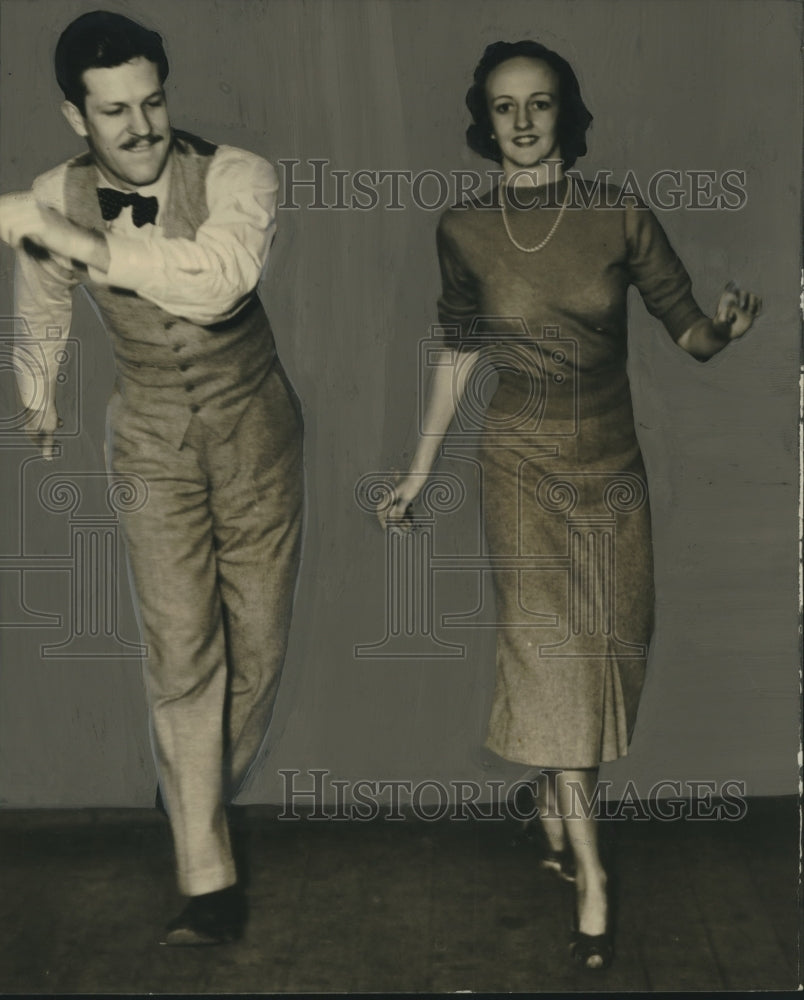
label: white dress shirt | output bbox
[14,140,279,410]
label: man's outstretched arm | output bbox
[0,147,278,328]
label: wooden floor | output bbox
[0,797,799,994]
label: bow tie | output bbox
[97,187,159,227]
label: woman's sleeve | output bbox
[624,202,706,342]
[435,214,483,351]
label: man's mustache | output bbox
[120,135,164,151]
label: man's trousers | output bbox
[106,364,303,895]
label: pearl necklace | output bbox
[500,175,573,253]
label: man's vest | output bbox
[64,131,277,448]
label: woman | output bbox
[380,40,760,970]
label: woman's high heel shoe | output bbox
[508,782,577,883]
[569,870,616,971]
[540,846,577,883]
[569,926,614,970]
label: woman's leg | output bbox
[532,767,567,853]
[554,768,609,952]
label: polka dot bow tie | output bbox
[96,187,159,228]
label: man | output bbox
[0,11,304,945]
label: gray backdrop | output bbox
[0,0,799,806]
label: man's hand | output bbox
[22,400,61,461]
[0,192,110,271]
[0,192,58,249]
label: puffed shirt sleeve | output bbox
[101,146,278,326]
[435,211,483,351]
[13,165,79,410]
[624,201,706,342]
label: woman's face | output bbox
[486,57,562,179]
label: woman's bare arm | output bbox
[380,346,482,527]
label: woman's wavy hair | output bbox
[465,40,593,169]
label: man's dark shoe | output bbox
[162,885,247,946]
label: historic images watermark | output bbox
[279,160,748,212]
[0,316,147,657]
[354,318,649,659]
[277,769,748,822]
[0,318,80,439]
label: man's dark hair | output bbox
[465,40,593,169]
[55,10,169,113]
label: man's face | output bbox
[65,56,171,190]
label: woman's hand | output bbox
[714,281,762,341]
[376,474,422,532]
[677,281,763,360]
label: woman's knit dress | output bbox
[436,177,705,767]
